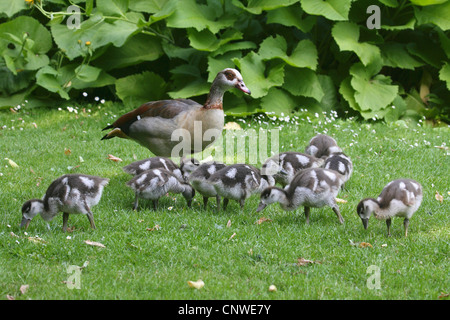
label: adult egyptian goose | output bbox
[257,168,344,225]
[101,68,250,157]
[20,174,109,232]
[357,179,423,237]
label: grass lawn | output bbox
[0,102,449,300]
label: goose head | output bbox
[214,68,251,95]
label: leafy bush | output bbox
[0,0,449,123]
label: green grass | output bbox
[0,103,449,300]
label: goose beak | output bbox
[361,218,369,230]
[236,82,251,95]
[20,217,31,229]
[256,202,267,212]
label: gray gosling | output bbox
[180,157,200,180]
[123,156,184,180]
[188,161,227,209]
[126,168,195,210]
[257,168,344,225]
[208,164,275,210]
[21,174,109,232]
[262,151,324,187]
[323,152,353,187]
[357,179,423,237]
[305,134,342,159]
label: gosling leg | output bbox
[404,218,410,237]
[304,207,310,224]
[332,205,344,224]
[62,212,69,232]
[386,218,392,237]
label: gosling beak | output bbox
[361,218,369,230]
[279,169,288,175]
[20,217,31,229]
[256,202,267,212]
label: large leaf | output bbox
[413,1,450,30]
[116,71,168,108]
[283,66,324,101]
[167,80,210,99]
[166,0,235,33]
[51,13,141,60]
[92,33,163,70]
[332,21,382,71]
[35,66,70,100]
[260,87,298,115]
[0,0,27,17]
[58,64,115,90]
[188,29,243,52]
[233,52,285,99]
[410,0,448,6]
[231,0,299,14]
[266,2,316,33]
[380,43,424,70]
[258,36,318,70]
[300,0,354,21]
[97,0,128,17]
[439,62,450,90]
[207,52,243,82]
[349,63,398,112]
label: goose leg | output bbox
[304,207,310,224]
[62,212,69,232]
[386,218,392,237]
[216,195,221,209]
[84,203,96,230]
[203,196,209,209]
[223,198,229,211]
[332,205,344,224]
[132,194,139,211]
[153,199,159,210]
[404,218,410,237]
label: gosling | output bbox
[323,152,353,187]
[305,134,342,159]
[257,168,344,225]
[357,179,423,237]
[20,174,109,232]
[262,151,324,187]
[122,156,183,181]
[126,168,195,210]
[188,161,227,209]
[208,164,274,210]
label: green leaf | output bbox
[0,16,52,55]
[97,0,129,17]
[384,95,407,123]
[208,52,243,82]
[266,3,316,33]
[57,64,115,90]
[51,13,140,60]
[231,0,299,14]
[223,93,262,116]
[188,29,243,52]
[166,0,235,33]
[258,36,318,70]
[380,43,424,70]
[283,66,324,101]
[211,41,257,57]
[36,66,70,100]
[439,62,450,90]
[233,52,285,99]
[0,0,27,17]
[378,0,399,7]
[332,21,382,71]
[116,71,167,108]
[167,80,210,99]
[0,63,34,95]
[92,33,163,70]
[317,75,338,112]
[74,65,102,82]
[414,1,450,30]
[410,0,448,6]
[260,87,297,115]
[350,63,398,112]
[300,0,354,21]
[129,0,169,13]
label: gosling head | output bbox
[20,199,43,229]
[356,198,377,230]
[256,187,285,212]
